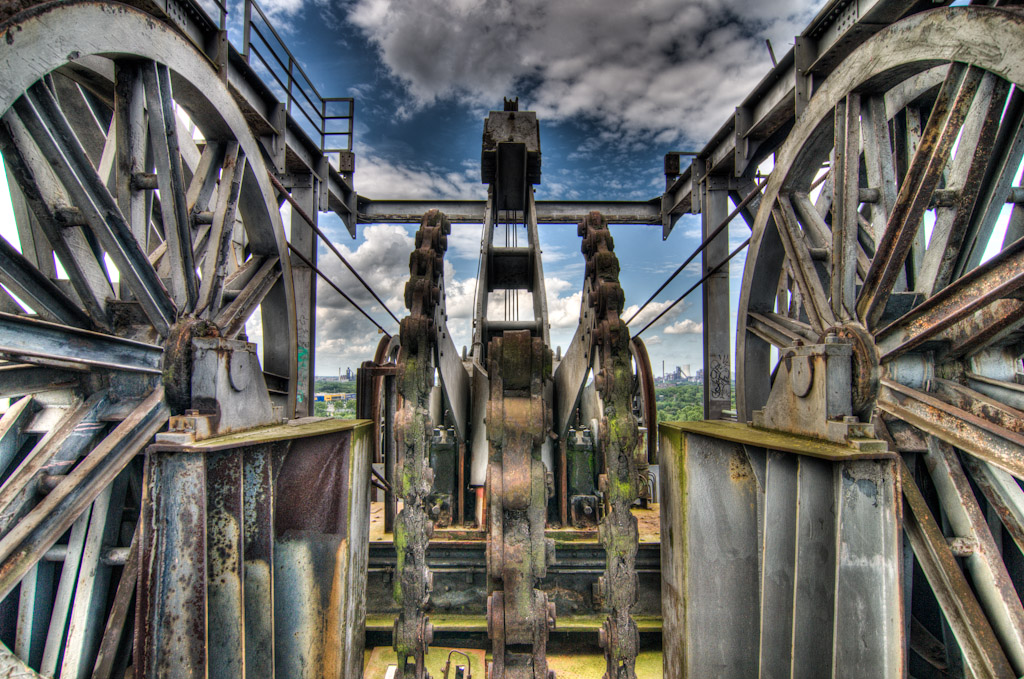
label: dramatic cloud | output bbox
[354,152,485,199]
[664,318,703,334]
[347,0,824,144]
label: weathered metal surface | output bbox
[356,199,662,225]
[577,212,644,679]
[0,312,162,374]
[831,459,902,677]
[0,388,167,601]
[393,210,449,678]
[902,458,1016,678]
[922,437,1024,673]
[660,425,904,678]
[659,427,759,677]
[485,330,555,679]
[137,445,208,678]
[669,420,894,461]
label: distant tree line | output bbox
[313,380,357,418]
[655,384,704,422]
[315,379,356,394]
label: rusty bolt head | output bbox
[423,619,434,646]
[598,626,607,648]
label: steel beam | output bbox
[0,312,162,374]
[357,199,662,224]
[702,176,731,419]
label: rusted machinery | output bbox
[380,101,656,679]
[0,0,1021,678]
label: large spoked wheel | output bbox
[738,7,1024,675]
[0,3,295,675]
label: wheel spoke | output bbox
[0,234,92,328]
[921,436,1024,671]
[772,193,836,332]
[956,87,1024,279]
[877,378,1024,480]
[59,472,128,678]
[962,456,1024,561]
[0,387,168,602]
[0,396,34,477]
[746,311,815,349]
[860,95,898,241]
[197,143,245,317]
[932,378,1024,435]
[91,523,138,679]
[213,256,281,338]
[0,393,109,540]
[876,235,1024,360]
[0,312,162,373]
[901,457,1017,679]
[113,61,150,252]
[0,364,80,399]
[13,82,176,335]
[0,113,114,327]
[141,62,198,312]
[967,372,1024,412]
[936,298,1024,360]
[918,72,1010,295]
[858,63,985,328]
[832,94,861,320]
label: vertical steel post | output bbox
[289,178,318,417]
[702,175,731,419]
[242,0,251,63]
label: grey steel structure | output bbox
[0,0,1018,678]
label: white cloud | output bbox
[347,0,824,144]
[664,318,703,335]
[353,151,486,199]
[623,298,685,330]
[547,290,583,329]
[447,224,485,260]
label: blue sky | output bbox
[229,0,830,376]
[0,0,826,377]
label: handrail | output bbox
[239,0,354,169]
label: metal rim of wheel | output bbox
[0,3,296,675]
[737,6,1024,674]
[738,5,1024,424]
[0,1,297,397]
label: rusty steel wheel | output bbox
[737,7,1024,677]
[0,3,296,676]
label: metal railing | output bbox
[191,0,227,30]
[240,0,355,171]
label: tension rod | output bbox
[268,172,401,325]
[627,176,767,326]
[287,242,391,337]
[634,237,751,337]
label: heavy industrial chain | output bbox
[394,210,450,679]
[580,212,642,679]
[485,329,557,679]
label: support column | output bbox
[702,175,731,420]
[288,175,318,417]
